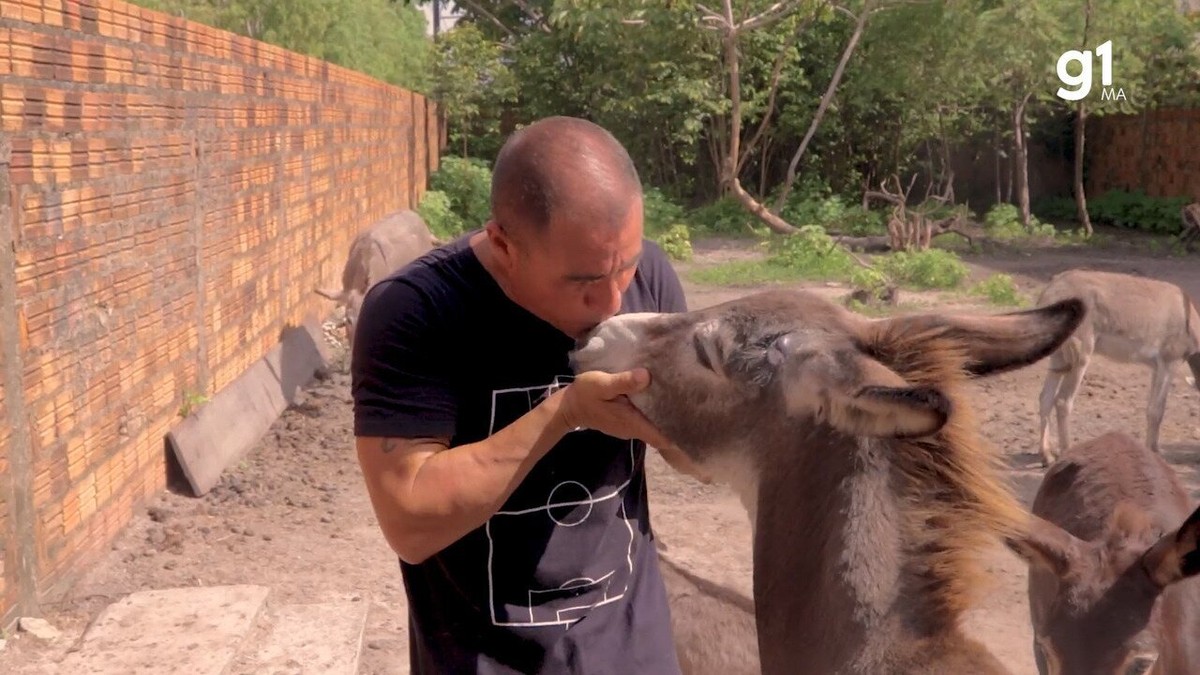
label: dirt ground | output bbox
[3,232,1199,674]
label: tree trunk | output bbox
[1073,0,1094,237]
[1074,102,1092,236]
[772,3,872,212]
[994,128,1002,205]
[714,0,797,234]
[1012,93,1032,227]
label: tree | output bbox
[1056,0,1200,236]
[977,0,1066,228]
[430,22,518,158]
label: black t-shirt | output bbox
[351,231,688,674]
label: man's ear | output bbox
[484,220,518,263]
[779,341,950,439]
[1006,514,1085,578]
[1141,503,1200,588]
[867,298,1086,378]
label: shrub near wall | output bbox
[0,0,439,624]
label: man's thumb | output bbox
[606,368,650,394]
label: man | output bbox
[351,116,689,674]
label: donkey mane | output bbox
[862,321,1027,630]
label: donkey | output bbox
[569,288,1085,674]
[314,209,437,348]
[657,545,760,675]
[1034,269,1200,467]
[1007,430,1200,675]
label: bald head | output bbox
[490,116,643,239]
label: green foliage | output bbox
[687,260,804,287]
[765,226,858,280]
[642,188,687,236]
[653,224,694,262]
[132,0,432,91]
[849,265,892,300]
[415,190,464,240]
[1033,191,1192,235]
[983,203,1056,240]
[686,198,762,237]
[875,249,968,290]
[969,273,1025,306]
[1086,190,1191,234]
[178,390,210,418]
[1031,197,1079,223]
[432,22,518,158]
[428,156,493,232]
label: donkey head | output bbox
[1008,502,1200,675]
[569,289,1085,481]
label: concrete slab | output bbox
[166,319,329,496]
[230,600,368,675]
[54,585,269,675]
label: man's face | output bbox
[498,195,644,340]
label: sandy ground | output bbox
[3,233,1199,674]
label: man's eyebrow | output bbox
[563,250,643,283]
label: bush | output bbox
[687,197,761,236]
[1032,196,1078,222]
[1086,190,1190,234]
[416,190,464,239]
[428,156,492,231]
[642,188,686,236]
[983,203,1056,240]
[969,273,1025,306]
[875,249,968,290]
[764,226,857,279]
[653,223,693,261]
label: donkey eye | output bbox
[1124,652,1158,675]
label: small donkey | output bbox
[570,288,1083,674]
[1007,430,1200,675]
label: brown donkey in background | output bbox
[570,289,1084,674]
[1008,430,1200,675]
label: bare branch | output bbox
[774,0,873,211]
[737,4,824,173]
[697,3,726,25]
[510,0,553,33]
[454,0,516,37]
[740,0,806,32]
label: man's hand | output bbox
[555,368,676,451]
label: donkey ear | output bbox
[1141,503,1200,588]
[781,345,950,439]
[1006,514,1085,577]
[875,298,1086,378]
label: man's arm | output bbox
[356,389,569,564]
[356,368,671,565]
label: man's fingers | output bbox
[592,368,651,397]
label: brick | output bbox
[3,0,439,622]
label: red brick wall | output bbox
[1087,108,1200,200]
[0,0,440,623]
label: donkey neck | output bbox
[751,433,979,673]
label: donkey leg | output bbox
[1146,361,1173,453]
[1052,359,1090,466]
[1037,368,1065,466]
